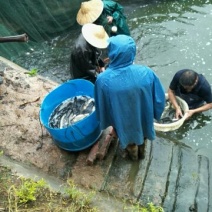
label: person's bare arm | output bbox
[186,103,212,119]
[168,88,183,119]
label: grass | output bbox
[25,68,39,77]
[125,202,164,212]
[0,166,98,212]
[0,150,164,212]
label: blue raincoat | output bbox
[94,35,165,149]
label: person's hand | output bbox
[185,110,194,120]
[96,66,105,73]
[175,107,183,119]
[107,16,113,23]
[99,67,105,72]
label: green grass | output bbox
[0,166,98,212]
[25,68,39,77]
[0,150,164,212]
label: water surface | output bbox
[126,1,212,206]
[126,0,212,156]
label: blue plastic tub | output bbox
[40,79,102,151]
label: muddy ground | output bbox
[0,56,135,212]
[0,57,113,190]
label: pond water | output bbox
[125,0,212,205]
[1,0,212,206]
[9,0,211,159]
[125,0,212,158]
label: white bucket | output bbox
[154,93,189,132]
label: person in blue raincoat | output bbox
[76,0,130,36]
[94,35,165,161]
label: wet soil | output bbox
[0,57,132,211]
[0,57,99,181]
[0,57,122,202]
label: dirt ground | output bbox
[0,57,111,189]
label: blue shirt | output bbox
[169,69,212,109]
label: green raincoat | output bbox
[94,0,130,36]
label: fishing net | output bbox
[0,0,82,59]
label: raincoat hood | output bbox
[108,35,136,68]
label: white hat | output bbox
[76,0,104,25]
[82,23,109,49]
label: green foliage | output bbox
[14,177,47,203]
[26,68,39,77]
[146,202,164,212]
[1,168,164,212]
[125,201,164,212]
[1,169,98,211]
[65,179,97,211]
[0,150,3,156]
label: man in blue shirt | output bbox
[168,69,212,119]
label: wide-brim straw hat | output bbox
[77,0,104,25]
[82,23,109,49]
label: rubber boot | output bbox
[126,144,138,161]
[138,138,147,159]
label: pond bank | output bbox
[0,57,210,211]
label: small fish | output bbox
[156,101,182,124]
[158,117,179,124]
[164,100,171,110]
[60,114,68,129]
[48,95,95,129]
[81,98,95,114]
[72,113,89,123]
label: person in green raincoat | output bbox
[76,0,130,36]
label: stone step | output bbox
[101,137,210,211]
[195,156,210,212]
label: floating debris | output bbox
[49,95,95,129]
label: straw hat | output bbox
[82,23,109,49]
[76,0,104,25]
